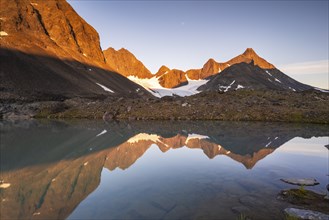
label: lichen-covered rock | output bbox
[280,178,320,186]
[284,208,329,220]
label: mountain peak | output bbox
[243,48,258,57]
[155,65,171,77]
[159,65,170,71]
[205,58,217,64]
[103,47,153,78]
[226,48,275,69]
[201,58,221,76]
[118,48,129,53]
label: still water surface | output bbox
[1,120,328,219]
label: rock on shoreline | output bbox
[284,208,329,220]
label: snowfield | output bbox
[127,70,329,97]
[128,74,209,97]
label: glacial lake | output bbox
[0,120,328,220]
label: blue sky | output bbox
[69,0,328,89]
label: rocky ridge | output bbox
[186,48,276,81]
[0,0,149,101]
[198,62,313,92]
[155,66,188,88]
[103,47,153,78]
[106,46,315,92]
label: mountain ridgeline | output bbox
[104,46,314,92]
[0,0,321,102]
[0,0,149,102]
[1,0,328,122]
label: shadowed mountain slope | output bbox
[0,0,150,101]
[198,62,313,92]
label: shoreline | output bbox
[1,90,329,124]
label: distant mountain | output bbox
[155,66,188,88]
[103,47,153,78]
[186,48,275,80]
[197,48,315,92]
[0,0,149,101]
[226,48,275,69]
[198,61,313,92]
[115,48,323,96]
[0,0,324,102]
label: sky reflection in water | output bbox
[0,120,328,220]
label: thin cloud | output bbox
[278,60,329,75]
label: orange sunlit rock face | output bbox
[0,0,149,100]
[0,0,105,64]
[103,47,153,78]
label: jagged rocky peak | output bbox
[243,48,258,57]
[185,59,216,81]
[186,69,202,80]
[155,65,171,77]
[204,58,218,66]
[198,61,313,92]
[227,48,275,69]
[185,48,276,81]
[186,58,225,80]
[201,58,221,74]
[103,47,153,78]
[0,0,105,63]
[155,66,188,88]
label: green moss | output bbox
[287,188,317,200]
[289,112,304,122]
[284,214,299,220]
[34,109,53,118]
[236,213,248,220]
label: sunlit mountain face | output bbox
[1,120,328,219]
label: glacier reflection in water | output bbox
[0,120,328,220]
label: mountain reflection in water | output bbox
[1,120,328,220]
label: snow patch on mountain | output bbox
[313,87,329,93]
[265,70,273,77]
[274,78,282,83]
[0,182,11,188]
[0,31,8,36]
[96,130,107,137]
[128,74,209,97]
[219,80,236,92]
[289,87,296,91]
[96,83,114,93]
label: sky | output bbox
[69,0,329,89]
